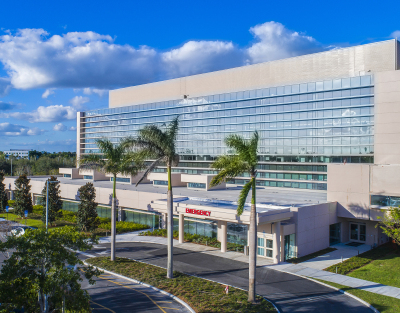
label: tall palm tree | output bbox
[210,131,259,303]
[79,138,141,261]
[128,116,179,279]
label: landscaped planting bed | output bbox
[87,256,276,313]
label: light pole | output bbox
[46,180,59,231]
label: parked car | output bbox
[11,226,38,236]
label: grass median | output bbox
[87,256,276,313]
[313,278,400,313]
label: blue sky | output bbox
[0,0,399,152]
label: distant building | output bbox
[4,149,31,159]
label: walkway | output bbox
[300,243,372,270]
[99,232,400,300]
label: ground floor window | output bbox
[83,175,93,180]
[63,174,71,178]
[227,223,248,245]
[257,234,273,258]
[124,209,160,228]
[173,216,217,238]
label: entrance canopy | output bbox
[151,197,293,224]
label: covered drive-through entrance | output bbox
[151,197,295,263]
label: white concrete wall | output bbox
[109,40,396,108]
[374,70,400,164]
[291,202,337,257]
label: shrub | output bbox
[7,200,15,207]
[60,210,77,223]
[140,229,245,252]
[98,221,149,234]
[32,205,43,214]
[98,217,111,223]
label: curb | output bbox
[83,261,196,313]
[82,251,280,313]
[304,277,380,313]
[261,265,379,313]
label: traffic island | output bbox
[86,256,277,313]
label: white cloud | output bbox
[391,30,400,39]
[53,123,67,131]
[68,126,76,131]
[6,104,76,122]
[0,122,46,136]
[161,41,244,78]
[83,87,107,97]
[69,95,89,109]
[0,23,325,91]
[247,22,322,64]
[0,29,157,89]
[42,88,55,98]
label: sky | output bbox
[0,0,399,152]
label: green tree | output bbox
[378,206,400,245]
[129,116,180,279]
[0,226,101,312]
[77,182,100,232]
[0,171,8,213]
[210,131,259,303]
[79,138,142,261]
[40,176,62,225]
[14,173,33,217]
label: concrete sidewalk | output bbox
[267,262,400,300]
[100,231,400,300]
[300,243,372,270]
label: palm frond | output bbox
[167,116,179,142]
[210,155,249,186]
[248,131,259,167]
[135,157,163,186]
[237,179,253,216]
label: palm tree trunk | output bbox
[167,164,173,278]
[248,176,257,303]
[111,173,116,261]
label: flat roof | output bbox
[28,176,327,208]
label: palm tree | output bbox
[128,117,179,279]
[210,131,259,303]
[79,138,141,261]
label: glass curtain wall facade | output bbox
[81,75,374,190]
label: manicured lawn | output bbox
[0,213,44,228]
[347,250,400,288]
[286,247,337,264]
[325,243,400,279]
[314,278,400,313]
[87,256,276,313]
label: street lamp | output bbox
[46,180,59,231]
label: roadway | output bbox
[81,242,374,313]
[0,247,190,313]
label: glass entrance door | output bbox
[329,223,341,245]
[350,223,366,242]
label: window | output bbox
[188,182,206,189]
[154,180,168,186]
[111,177,131,183]
[63,174,71,178]
[83,175,93,180]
